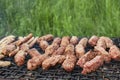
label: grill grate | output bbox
[0,38,120,80]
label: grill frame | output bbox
[0,38,120,80]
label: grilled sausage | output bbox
[27,48,41,58]
[0,61,11,67]
[60,36,70,47]
[82,55,103,75]
[77,50,97,68]
[38,34,54,42]
[42,55,65,70]
[16,33,33,46]
[62,54,76,72]
[27,54,48,70]
[75,44,85,58]
[70,36,78,45]
[52,46,65,55]
[52,37,61,45]
[100,36,113,48]
[88,35,99,46]
[109,45,120,61]
[14,50,27,66]
[94,46,111,63]
[39,40,49,51]
[78,38,88,47]
[62,44,76,72]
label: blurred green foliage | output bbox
[0,0,120,37]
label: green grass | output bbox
[0,0,120,37]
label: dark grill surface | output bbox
[0,38,120,80]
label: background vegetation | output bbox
[0,0,120,37]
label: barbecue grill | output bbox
[0,38,120,80]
